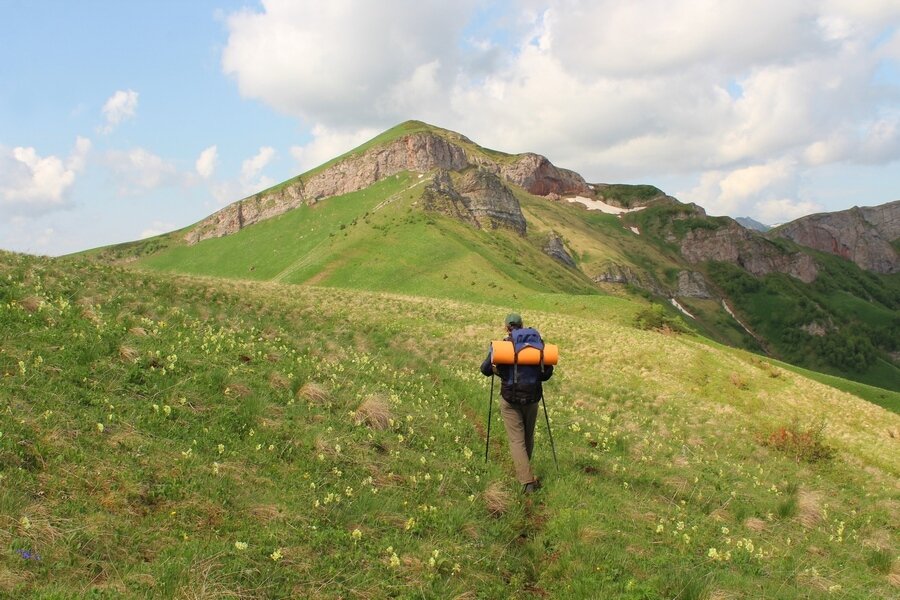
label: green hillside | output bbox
[2,250,898,598]
[134,172,598,304]
[84,122,900,394]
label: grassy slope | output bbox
[137,172,599,306]
[2,251,899,598]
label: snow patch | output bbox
[670,298,695,319]
[567,196,647,215]
[722,300,754,337]
[629,226,640,235]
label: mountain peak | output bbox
[185,122,587,244]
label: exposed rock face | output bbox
[771,201,900,274]
[801,322,828,337]
[420,169,527,234]
[186,133,469,244]
[499,153,591,196]
[593,262,667,295]
[681,222,818,283]
[544,232,576,267]
[676,270,713,298]
[185,130,590,244]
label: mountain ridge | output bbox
[86,120,900,393]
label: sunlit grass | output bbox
[1,250,898,598]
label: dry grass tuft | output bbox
[298,382,329,404]
[354,394,392,430]
[119,345,139,363]
[729,371,748,390]
[743,517,766,532]
[888,571,900,588]
[129,326,148,337]
[706,590,739,600]
[249,504,283,523]
[797,569,837,592]
[225,383,252,398]
[268,371,290,390]
[797,490,823,528]
[18,296,43,313]
[81,305,102,325]
[483,481,511,517]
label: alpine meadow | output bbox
[3,121,899,598]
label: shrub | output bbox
[634,304,688,334]
[761,422,835,463]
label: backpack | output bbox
[508,327,545,387]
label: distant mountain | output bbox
[85,120,900,392]
[770,201,900,274]
[735,216,771,232]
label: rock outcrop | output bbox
[543,232,576,267]
[499,153,591,196]
[420,169,527,234]
[676,270,713,298]
[680,222,818,283]
[185,130,591,244]
[593,262,667,295]
[770,200,899,274]
[186,133,469,244]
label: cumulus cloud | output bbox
[221,0,474,127]
[209,146,279,205]
[140,220,177,239]
[220,1,900,221]
[105,147,180,194]
[241,146,276,189]
[290,125,379,172]
[196,145,218,179]
[676,159,824,224]
[755,198,823,224]
[0,137,91,216]
[101,89,139,134]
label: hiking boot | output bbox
[523,479,542,494]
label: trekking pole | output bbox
[541,391,559,472]
[485,374,495,462]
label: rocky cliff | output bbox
[420,169,527,234]
[680,221,818,283]
[185,130,589,244]
[498,153,591,196]
[770,200,899,274]
[186,133,469,244]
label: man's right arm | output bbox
[480,352,494,377]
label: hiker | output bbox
[480,313,553,493]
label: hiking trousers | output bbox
[499,398,539,484]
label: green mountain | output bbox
[88,121,900,394]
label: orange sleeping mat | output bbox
[491,341,559,366]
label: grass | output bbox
[2,249,899,598]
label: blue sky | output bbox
[2,1,899,255]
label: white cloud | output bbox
[677,159,799,216]
[219,1,900,217]
[207,146,279,205]
[196,145,218,179]
[101,89,139,134]
[140,220,176,239]
[290,125,379,172]
[240,146,276,192]
[0,137,91,216]
[755,198,822,224]
[221,0,474,127]
[105,147,179,194]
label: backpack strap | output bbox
[513,344,519,386]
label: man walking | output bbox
[480,313,553,493]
